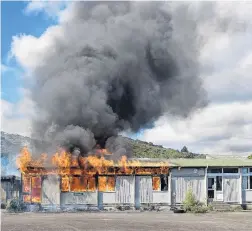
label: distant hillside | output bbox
[1,131,206,160]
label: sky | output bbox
[1,1,252,155]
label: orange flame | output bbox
[17,146,169,195]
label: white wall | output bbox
[115,176,135,204]
[152,191,170,204]
[172,176,205,204]
[243,190,252,203]
[102,192,116,204]
[61,192,98,205]
[41,176,60,206]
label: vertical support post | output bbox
[169,171,172,207]
[239,168,243,205]
[205,166,208,206]
[20,173,23,202]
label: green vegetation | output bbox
[6,198,27,213]
[248,154,252,159]
[182,189,208,213]
[126,138,206,159]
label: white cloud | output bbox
[142,101,252,155]
[24,0,68,20]
[7,1,252,154]
[1,89,35,137]
[10,25,62,72]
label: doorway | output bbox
[207,176,223,202]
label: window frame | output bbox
[98,176,115,192]
[242,168,252,191]
[152,175,169,192]
[62,176,97,193]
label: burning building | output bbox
[16,147,252,210]
[16,1,210,211]
[17,147,170,210]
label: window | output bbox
[152,175,168,191]
[216,176,222,191]
[31,177,41,203]
[152,176,160,191]
[67,176,96,192]
[22,176,41,203]
[250,168,252,173]
[208,178,214,189]
[223,168,238,173]
[207,168,222,173]
[23,176,31,193]
[161,175,168,191]
[98,176,115,192]
[243,176,252,190]
[61,176,70,192]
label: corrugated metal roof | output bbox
[169,158,252,167]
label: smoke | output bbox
[31,2,207,157]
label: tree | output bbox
[248,154,252,159]
[181,146,189,153]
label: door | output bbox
[207,177,215,202]
[223,176,239,203]
[207,176,223,202]
[135,176,153,209]
[115,176,135,204]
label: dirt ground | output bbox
[1,211,252,231]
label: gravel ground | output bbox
[2,211,252,231]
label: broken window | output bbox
[22,176,31,202]
[87,176,96,191]
[23,176,31,193]
[98,176,115,192]
[61,176,70,192]
[70,176,86,192]
[152,175,168,191]
[152,176,161,191]
[160,175,168,191]
[69,176,96,192]
[31,177,41,203]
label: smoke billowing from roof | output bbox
[31,2,207,157]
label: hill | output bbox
[1,131,205,161]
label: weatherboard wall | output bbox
[41,176,60,206]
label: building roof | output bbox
[169,158,252,167]
[1,175,21,180]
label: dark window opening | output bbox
[223,168,238,173]
[208,178,214,189]
[208,190,214,199]
[216,176,222,191]
[207,168,222,173]
[160,175,168,191]
[250,176,252,190]
[249,168,252,173]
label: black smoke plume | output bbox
[31,2,207,158]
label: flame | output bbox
[16,147,47,173]
[61,176,70,192]
[152,176,161,191]
[17,146,169,197]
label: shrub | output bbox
[1,203,6,209]
[6,198,27,213]
[183,189,208,213]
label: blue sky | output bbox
[1,1,55,103]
